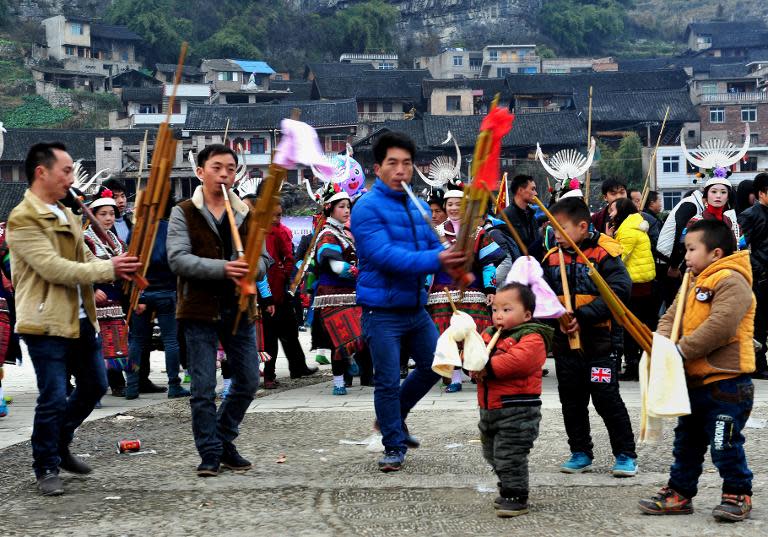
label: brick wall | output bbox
[699,102,768,144]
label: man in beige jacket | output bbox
[7,142,140,496]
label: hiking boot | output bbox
[196,455,220,477]
[638,486,693,515]
[59,448,92,475]
[221,443,252,471]
[37,471,64,496]
[495,496,529,517]
[612,454,638,477]
[167,384,191,399]
[560,452,593,473]
[712,493,752,522]
[378,449,405,472]
[332,385,347,396]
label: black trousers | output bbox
[754,279,768,373]
[555,348,636,459]
[623,287,659,375]
[262,302,307,380]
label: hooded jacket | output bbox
[351,179,444,309]
[614,213,656,284]
[477,322,554,410]
[657,250,755,387]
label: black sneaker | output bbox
[196,455,220,477]
[495,496,529,517]
[139,381,167,394]
[221,443,252,471]
[378,449,404,472]
[37,471,64,496]
[59,448,92,474]
[712,493,752,522]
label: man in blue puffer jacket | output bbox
[352,132,466,472]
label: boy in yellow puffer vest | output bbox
[639,219,755,522]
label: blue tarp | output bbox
[232,59,275,75]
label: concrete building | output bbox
[414,45,539,79]
[110,83,211,128]
[40,16,142,76]
[339,53,398,70]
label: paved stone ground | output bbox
[2,351,768,536]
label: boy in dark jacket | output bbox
[473,283,553,517]
[542,197,637,476]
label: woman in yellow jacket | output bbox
[608,198,656,380]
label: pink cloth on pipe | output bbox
[273,119,335,177]
[503,256,566,319]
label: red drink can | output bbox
[117,439,141,453]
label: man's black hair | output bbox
[372,132,416,165]
[754,173,768,196]
[627,188,640,197]
[497,282,536,315]
[510,174,535,196]
[102,177,127,194]
[197,143,238,169]
[601,178,628,196]
[549,196,591,225]
[644,190,659,212]
[24,142,67,185]
[687,219,736,256]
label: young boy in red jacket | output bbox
[472,283,554,517]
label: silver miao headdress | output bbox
[680,123,750,173]
[535,138,596,200]
[414,131,462,193]
[72,160,112,196]
[0,122,6,161]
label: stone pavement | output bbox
[2,345,768,536]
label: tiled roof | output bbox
[305,62,373,79]
[32,66,106,78]
[183,100,358,131]
[505,69,689,95]
[267,81,313,101]
[685,21,765,39]
[155,63,202,76]
[202,59,242,72]
[0,129,152,162]
[0,183,27,222]
[121,86,164,103]
[358,111,586,151]
[711,31,768,50]
[90,23,142,41]
[421,78,510,100]
[314,70,428,101]
[573,88,698,123]
[709,63,750,79]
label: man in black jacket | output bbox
[738,173,768,379]
[490,175,543,276]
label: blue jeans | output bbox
[24,319,108,478]
[669,375,754,498]
[126,289,181,391]
[181,308,259,459]
[362,307,440,453]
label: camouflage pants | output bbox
[478,405,541,499]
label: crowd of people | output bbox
[0,131,764,525]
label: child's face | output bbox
[552,214,589,248]
[491,289,532,330]
[684,230,723,275]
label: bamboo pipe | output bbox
[289,215,326,295]
[221,184,245,258]
[583,86,593,205]
[486,329,502,355]
[558,247,582,350]
[671,270,691,344]
[444,288,458,313]
[640,106,671,209]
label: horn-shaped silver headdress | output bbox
[310,143,353,184]
[0,122,6,161]
[680,123,750,170]
[414,131,462,189]
[72,160,112,195]
[535,138,596,188]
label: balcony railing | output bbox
[358,111,408,122]
[700,92,768,103]
[132,113,186,126]
[515,105,562,114]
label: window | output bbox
[382,101,393,113]
[662,155,680,173]
[64,45,76,56]
[742,133,759,145]
[357,101,365,113]
[217,71,238,82]
[489,50,498,62]
[121,51,129,62]
[700,82,717,95]
[453,55,463,66]
[741,106,757,122]
[138,104,157,114]
[446,95,461,112]
[469,57,482,70]
[663,191,683,211]
[687,129,696,138]
[517,67,537,74]
[249,137,266,154]
[709,106,725,123]
[1,165,14,182]
[70,22,84,35]
[496,67,511,77]
[741,156,758,172]
[379,62,394,70]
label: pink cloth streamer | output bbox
[503,256,566,319]
[273,119,335,177]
